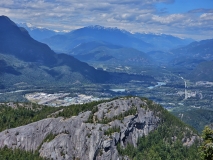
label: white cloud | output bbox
[200,13,213,20]
[152,14,185,24]
[0,0,14,5]
[0,0,212,40]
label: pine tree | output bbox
[200,126,213,160]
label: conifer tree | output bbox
[200,126,213,160]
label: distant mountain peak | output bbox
[86,25,128,33]
[16,22,68,41]
[87,25,106,29]
[26,22,33,28]
[18,22,47,30]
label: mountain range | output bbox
[0,16,109,89]
[133,32,193,51]
[1,15,213,89]
[19,19,213,73]
[41,25,153,53]
[168,39,213,81]
[0,16,155,92]
[142,38,213,81]
[16,21,203,74]
[0,15,211,160]
[41,25,192,53]
[171,39,213,67]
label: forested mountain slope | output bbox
[0,16,109,85]
[0,97,200,160]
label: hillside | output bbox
[170,39,213,68]
[0,16,57,65]
[141,39,213,67]
[0,97,200,160]
[143,39,213,82]
[167,39,213,81]
[0,16,109,90]
[171,39,213,60]
[69,41,152,66]
[187,61,213,81]
[0,16,108,78]
[133,33,193,51]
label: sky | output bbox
[0,0,213,40]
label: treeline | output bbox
[0,99,116,132]
[0,146,44,160]
[57,98,118,118]
[0,103,62,132]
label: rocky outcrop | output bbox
[182,135,199,147]
[0,97,160,160]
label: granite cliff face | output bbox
[0,97,161,159]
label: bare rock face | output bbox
[0,97,160,160]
